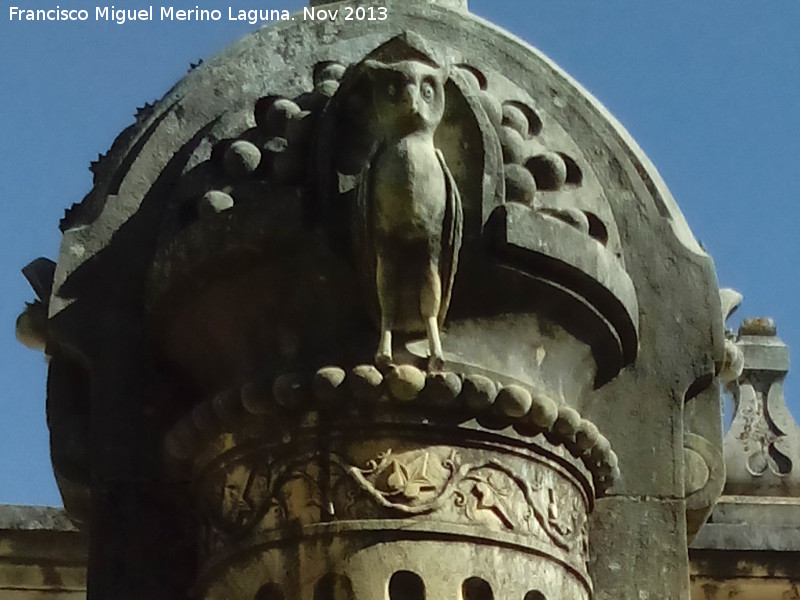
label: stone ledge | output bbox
[690,548,800,599]
[691,496,800,552]
[0,506,87,596]
[691,523,800,552]
[0,506,77,532]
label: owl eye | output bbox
[420,81,435,103]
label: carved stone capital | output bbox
[163,369,602,599]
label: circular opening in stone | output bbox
[389,570,426,600]
[255,582,284,600]
[314,573,354,600]
[462,576,493,600]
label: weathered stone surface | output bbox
[690,553,800,600]
[15,258,55,352]
[0,506,87,598]
[273,373,308,410]
[504,163,537,205]
[575,419,601,454]
[424,370,462,406]
[693,496,800,552]
[495,384,532,418]
[526,151,568,190]
[386,364,427,401]
[312,366,347,403]
[192,429,593,599]
[349,364,384,401]
[223,140,262,178]
[554,405,581,441]
[690,495,800,600]
[460,373,497,411]
[590,497,691,600]
[723,321,800,496]
[24,0,726,598]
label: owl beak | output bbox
[401,84,420,115]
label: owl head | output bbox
[362,59,447,137]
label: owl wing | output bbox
[436,149,463,327]
[352,154,381,326]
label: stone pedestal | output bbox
[166,363,619,599]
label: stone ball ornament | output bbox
[164,363,622,497]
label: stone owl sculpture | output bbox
[352,59,463,370]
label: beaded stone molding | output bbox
[164,364,620,494]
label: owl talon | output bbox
[428,354,445,372]
[375,351,393,370]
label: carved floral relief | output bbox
[198,443,588,563]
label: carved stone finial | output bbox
[739,316,777,337]
[29,5,723,598]
[724,319,800,496]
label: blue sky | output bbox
[2,1,799,506]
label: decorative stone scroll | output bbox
[198,444,588,553]
[193,434,592,596]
